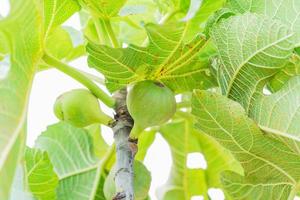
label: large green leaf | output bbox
[192,90,300,200]
[184,0,226,40]
[85,124,109,160]
[157,120,241,199]
[211,13,295,111]
[0,0,85,197]
[78,0,127,18]
[227,0,300,46]
[43,26,85,63]
[212,12,300,148]
[25,148,59,200]
[87,23,216,93]
[38,26,85,71]
[117,0,216,46]
[140,0,225,40]
[268,55,300,92]
[42,0,80,38]
[0,1,42,198]
[203,8,236,38]
[191,0,225,24]
[116,0,159,45]
[35,122,112,200]
[38,0,83,70]
[250,76,300,143]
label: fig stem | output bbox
[97,112,114,127]
[100,18,119,48]
[130,124,144,138]
[93,17,110,45]
[42,53,116,108]
[93,17,119,48]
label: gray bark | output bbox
[112,89,138,200]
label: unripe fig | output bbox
[127,80,176,136]
[54,89,112,127]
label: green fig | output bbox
[127,80,176,136]
[54,89,112,127]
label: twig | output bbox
[111,88,138,200]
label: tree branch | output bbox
[112,88,138,200]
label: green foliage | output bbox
[251,76,300,142]
[2,0,300,199]
[87,22,216,92]
[0,1,42,198]
[104,160,151,200]
[78,0,127,18]
[211,13,295,110]
[25,148,58,200]
[44,27,85,62]
[157,120,242,199]
[114,0,159,45]
[192,91,300,199]
[268,55,300,92]
[85,124,110,159]
[42,0,80,38]
[35,122,106,200]
[226,0,300,46]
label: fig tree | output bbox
[54,89,112,127]
[127,80,176,136]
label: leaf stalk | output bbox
[42,53,116,108]
[100,18,119,48]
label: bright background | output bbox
[1,1,299,200]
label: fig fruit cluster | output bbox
[54,89,111,127]
[127,80,176,135]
